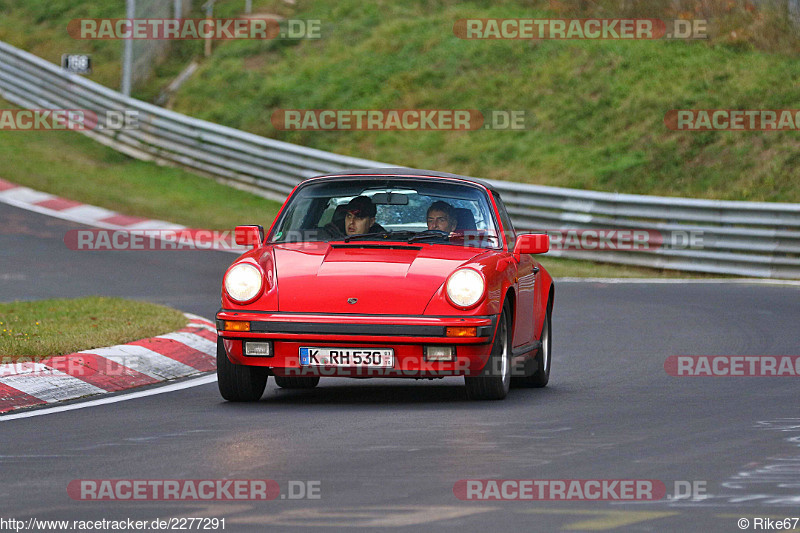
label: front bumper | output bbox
[216,310,497,377]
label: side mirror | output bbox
[513,233,549,261]
[234,225,264,249]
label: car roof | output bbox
[307,167,501,196]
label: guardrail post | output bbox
[203,0,215,57]
[121,0,135,96]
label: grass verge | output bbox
[541,256,727,278]
[0,296,188,360]
[166,0,800,202]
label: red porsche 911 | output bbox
[215,168,553,400]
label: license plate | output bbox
[299,347,394,367]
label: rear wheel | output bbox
[274,375,320,389]
[465,303,512,400]
[217,339,269,401]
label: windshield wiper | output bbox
[407,230,450,244]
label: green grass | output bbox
[0,297,187,359]
[2,0,798,200]
[162,0,800,202]
[541,256,727,278]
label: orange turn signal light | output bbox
[224,320,250,332]
[446,326,477,337]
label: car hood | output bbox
[272,243,487,314]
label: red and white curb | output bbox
[0,178,246,253]
[0,314,217,414]
[0,178,186,231]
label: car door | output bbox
[494,193,536,348]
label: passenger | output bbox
[426,201,457,233]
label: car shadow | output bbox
[226,377,561,406]
[267,381,468,405]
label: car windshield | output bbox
[269,178,501,249]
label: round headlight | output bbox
[446,268,485,308]
[224,262,263,303]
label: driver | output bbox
[426,201,457,233]
[344,196,378,235]
[324,196,384,237]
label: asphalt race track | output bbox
[2,202,799,532]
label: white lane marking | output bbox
[555,277,800,286]
[82,345,199,380]
[185,314,217,333]
[0,364,106,402]
[123,220,185,230]
[0,187,54,204]
[189,322,217,333]
[157,331,216,355]
[183,312,210,322]
[0,374,217,421]
[58,204,117,221]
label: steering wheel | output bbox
[418,229,450,238]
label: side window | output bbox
[493,193,516,249]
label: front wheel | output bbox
[217,339,269,401]
[465,303,512,400]
[515,304,551,388]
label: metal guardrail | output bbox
[1,40,799,278]
[0,41,383,202]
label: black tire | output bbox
[515,303,551,388]
[217,338,269,401]
[274,375,320,389]
[465,303,512,400]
